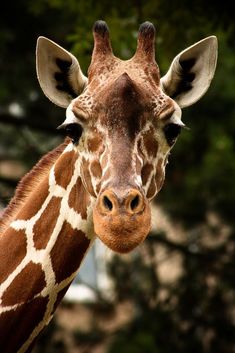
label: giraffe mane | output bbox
[0,138,70,235]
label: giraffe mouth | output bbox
[93,188,151,253]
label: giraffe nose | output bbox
[94,188,151,253]
[99,189,145,215]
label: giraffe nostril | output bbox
[102,195,113,211]
[130,194,140,211]
[127,190,145,214]
[98,189,145,215]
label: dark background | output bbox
[0,1,235,352]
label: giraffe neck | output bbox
[0,140,95,353]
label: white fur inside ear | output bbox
[160,36,218,108]
[36,36,87,108]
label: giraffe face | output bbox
[36,21,217,253]
[65,68,183,253]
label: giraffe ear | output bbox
[36,37,88,108]
[160,36,218,108]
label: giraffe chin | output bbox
[93,205,151,254]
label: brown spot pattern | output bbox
[141,163,153,186]
[0,296,48,353]
[96,182,101,194]
[54,151,76,188]
[0,228,27,284]
[90,160,102,179]
[50,221,90,284]
[2,262,46,306]
[143,128,158,157]
[147,176,156,199]
[33,196,61,249]
[17,177,49,220]
[87,132,103,153]
[68,177,90,219]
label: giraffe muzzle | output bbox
[93,188,151,253]
[100,189,145,215]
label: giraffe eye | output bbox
[65,123,83,144]
[164,123,182,146]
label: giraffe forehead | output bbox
[94,72,158,105]
[88,57,159,86]
[75,84,174,125]
[73,59,160,112]
[70,56,176,130]
[71,71,178,152]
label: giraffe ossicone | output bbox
[0,20,217,352]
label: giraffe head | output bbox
[36,21,217,253]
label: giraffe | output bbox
[0,21,217,352]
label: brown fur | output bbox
[68,177,90,219]
[141,163,154,185]
[87,132,103,153]
[54,150,76,188]
[33,196,61,249]
[135,22,156,60]
[143,127,159,157]
[0,296,49,353]
[50,221,90,283]
[147,176,157,199]
[17,178,50,221]
[90,160,102,179]
[2,262,46,306]
[0,139,69,235]
[0,228,27,283]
